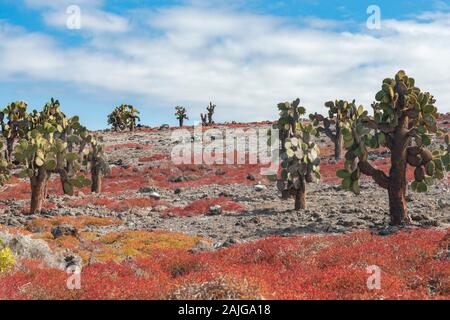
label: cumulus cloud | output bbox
[0,5,449,126]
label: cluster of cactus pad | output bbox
[336,70,449,225]
[175,106,189,127]
[0,101,28,162]
[274,99,321,210]
[309,100,354,159]
[1,98,110,214]
[108,104,140,131]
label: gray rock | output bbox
[51,224,78,239]
[149,192,161,200]
[207,205,223,216]
[254,184,266,192]
[438,199,448,209]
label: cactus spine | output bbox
[175,106,189,127]
[274,99,321,210]
[338,71,449,225]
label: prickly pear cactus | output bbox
[338,70,449,225]
[0,142,11,185]
[206,102,216,125]
[175,106,189,127]
[200,113,208,126]
[0,101,29,162]
[108,104,140,131]
[274,98,321,210]
[310,100,354,159]
[38,99,91,195]
[84,135,110,193]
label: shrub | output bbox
[0,240,15,273]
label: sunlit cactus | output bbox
[310,100,354,159]
[175,106,189,127]
[39,99,91,196]
[337,70,449,225]
[107,104,140,131]
[14,99,91,214]
[274,98,321,210]
[0,101,29,162]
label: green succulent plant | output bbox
[84,135,110,193]
[14,99,93,213]
[206,102,216,125]
[337,70,449,225]
[175,106,189,127]
[108,104,140,131]
[0,101,29,162]
[0,142,11,185]
[309,100,354,160]
[274,98,321,210]
[38,98,91,196]
[15,127,56,214]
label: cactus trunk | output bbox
[294,180,306,210]
[335,128,343,160]
[6,138,14,163]
[179,119,183,127]
[91,165,102,193]
[30,168,47,215]
[388,116,410,225]
[59,170,74,196]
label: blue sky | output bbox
[0,0,449,129]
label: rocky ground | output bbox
[1,119,449,247]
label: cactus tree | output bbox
[200,113,208,126]
[275,99,321,210]
[206,102,216,125]
[0,101,28,162]
[0,142,11,185]
[310,100,353,159]
[15,128,55,214]
[175,106,189,127]
[84,135,110,193]
[108,104,140,131]
[338,71,449,225]
[40,99,90,196]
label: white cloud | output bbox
[0,6,449,125]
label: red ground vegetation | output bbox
[0,228,448,300]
